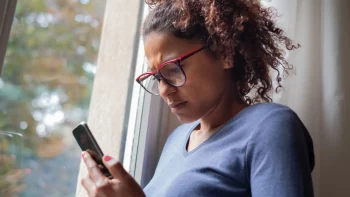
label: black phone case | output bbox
[72,122,112,178]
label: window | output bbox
[0,0,106,196]
[122,6,182,187]
[1,1,181,196]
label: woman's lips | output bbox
[168,101,187,109]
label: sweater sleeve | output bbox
[246,108,314,197]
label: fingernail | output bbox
[81,152,85,159]
[104,155,113,162]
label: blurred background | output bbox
[0,0,105,196]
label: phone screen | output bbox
[72,122,112,178]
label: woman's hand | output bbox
[81,151,145,197]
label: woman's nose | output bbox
[158,79,177,97]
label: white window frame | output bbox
[122,5,172,187]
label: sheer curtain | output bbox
[266,0,350,196]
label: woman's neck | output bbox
[198,85,248,133]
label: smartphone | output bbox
[72,122,112,178]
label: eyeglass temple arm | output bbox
[180,45,208,61]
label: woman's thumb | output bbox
[102,155,127,180]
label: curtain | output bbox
[266,0,350,196]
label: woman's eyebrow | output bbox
[148,52,181,71]
[161,53,180,63]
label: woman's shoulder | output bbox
[224,102,309,144]
[246,102,294,115]
[248,102,304,129]
[244,103,315,172]
[243,103,313,159]
[238,102,300,125]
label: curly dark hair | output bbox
[142,0,299,104]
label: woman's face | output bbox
[144,32,233,123]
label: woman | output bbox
[81,0,315,196]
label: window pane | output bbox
[0,0,105,196]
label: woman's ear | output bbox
[222,59,234,69]
[212,50,233,69]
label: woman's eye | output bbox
[164,68,179,76]
[170,68,179,73]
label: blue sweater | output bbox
[144,103,314,197]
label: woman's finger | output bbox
[81,176,96,196]
[82,151,107,183]
[86,149,103,164]
[97,164,113,179]
[102,155,128,180]
[97,164,104,170]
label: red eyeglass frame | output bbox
[135,45,208,94]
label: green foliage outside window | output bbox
[0,0,105,196]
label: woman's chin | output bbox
[170,104,202,123]
[175,114,199,124]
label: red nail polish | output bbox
[81,152,85,159]
[104,155,113,162]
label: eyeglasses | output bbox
[136,46,207,95]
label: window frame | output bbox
[0,0,17,76]
[122,5,175,188]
